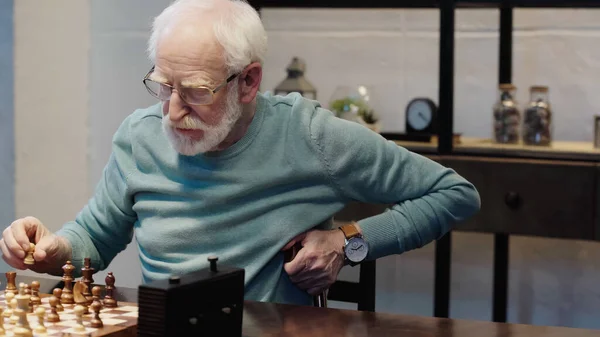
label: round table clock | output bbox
[406,98,438,134]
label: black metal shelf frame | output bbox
[249,0,599,323]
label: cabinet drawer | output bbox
[444,156,599,240]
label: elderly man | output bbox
[0,0,480,306]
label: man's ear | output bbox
[238,62,262,104]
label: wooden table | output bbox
[242,301,600,337]
[9,274,600,336]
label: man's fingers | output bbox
[11,219,35,251]
[307,286,326,296]
[33,235,58,261]
[284,249,308,276]
[3,227,25,259]
[281,232,307,252]
[0,240,27,270]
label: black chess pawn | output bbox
[47,297,60,322]
[90,300,103,328]
[52,288,64,312]
[30,281,41,306]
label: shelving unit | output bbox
[249,0,600,324]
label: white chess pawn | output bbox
[73,305,86,332]
[11,326,32,337]
[34,307,46,334]
[9,298,19,324]
[3,292,13,317]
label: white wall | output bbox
[0,0,14,273]
[10,2,600,330]
[13,0,91,280]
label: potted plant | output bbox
[329,86,380,133]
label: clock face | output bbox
[345,237,368,263]
[407,100,433,131]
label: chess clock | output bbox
[406,98,438,135]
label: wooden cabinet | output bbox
[443,156,600,241]
[335,155,600,242]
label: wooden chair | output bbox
[314,259,376,312]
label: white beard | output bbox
[161,84,242,156]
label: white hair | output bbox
[147,0,267,74]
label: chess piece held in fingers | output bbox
[23,243,35,265]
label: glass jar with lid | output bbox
[522,85,552,146]
[493,83,521,144]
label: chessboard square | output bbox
[116,305,138,312]
[97,313,119,318]
[57,313,76,320]
[121,311,139,318]
[102,318,128,325]
[54,318,87,327]
[62,326,98,334]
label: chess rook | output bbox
[5,271,17,295]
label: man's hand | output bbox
[0,216,72,275]
[282,229,347,296]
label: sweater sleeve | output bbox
[55,114,137,274]
[309,108,481,260]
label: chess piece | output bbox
[73,305,86,332]
[3,292,14,318]
[73,281,89,314]
[104,272,117,308]
[47,296,60,322]
[92,286,103,307]
[61,261,75,304]
[34,307,46,334]
[0,306,5,335]
[15,283,31,327]
[90,299,103,328]
[23,284,33,313]
[10,298,19,324]
[4,271,17,294]
[52,288,64,311]
[11,326,32,337]
[29,281,41,306]
[82,257,95,294]
[23,243,35,265]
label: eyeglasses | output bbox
[142,65,239,106]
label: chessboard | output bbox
[0,292,138,336]
[0,257,139,337]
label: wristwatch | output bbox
[339,223,369,266]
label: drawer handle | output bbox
[504,192,521,210]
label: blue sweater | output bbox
[55,92,480,306]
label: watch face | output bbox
[345,237,368,263]
[407,100,433,131]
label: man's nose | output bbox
[167,91,188,121]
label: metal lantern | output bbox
[274,57,317,100]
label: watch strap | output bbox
[339,223,361,239]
